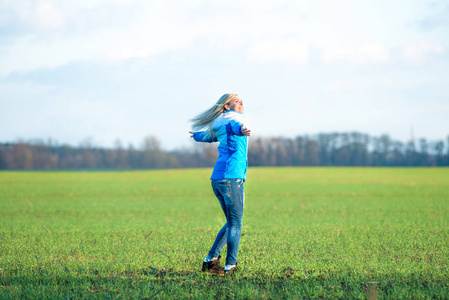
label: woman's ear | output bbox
[224,103,229,111]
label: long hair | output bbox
[191,94,237,138]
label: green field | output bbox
[1,168,448,299]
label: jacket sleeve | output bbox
[228,120,244,136]
[193,131,218,143]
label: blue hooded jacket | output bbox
[193,110,248,180]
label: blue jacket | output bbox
[193,110,248,180]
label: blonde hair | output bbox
[191,93,237,138]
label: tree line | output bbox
[1,132,448,170]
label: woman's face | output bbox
[226,96,244,113]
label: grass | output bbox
[0,167,448,299]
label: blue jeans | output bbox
[208,179,245,266]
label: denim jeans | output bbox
[208,179,245,266]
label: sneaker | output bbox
[202,256,224,275]
[224,264,237,276]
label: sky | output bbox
[1,0,448,150]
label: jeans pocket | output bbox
[218,181,231,188]
[213,180,231,197]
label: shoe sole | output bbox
[224,267,237,276]
[202,256,224,275]
[210,269,224,276]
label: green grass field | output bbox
[1,167,448,299]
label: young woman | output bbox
[189,93,251,275]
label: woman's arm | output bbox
[189,131,218,143]
[241,125,251,136]
[228,122,251,137]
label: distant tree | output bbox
[446,135,449,165]
[114,139,129,169]
[334,133,351,166]
[432,141,445,166]
[14,142,34,169]
[127,143,141,169]
[1,132,448,169]
[405,140,418,166]
[419,138,429,166]
[142,136,165,168]
[350,132,370,166]
[391,141,405,166]
[317,134,332,165]
[295,137,306,166]
[247,137,265,166]
[304,139,320,166]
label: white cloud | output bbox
[324,74,449,92]
[402,41,444,64]
[325,80,361,91]
[0,0,315,76]
[0,1,202,77]
[246,39,309,64]
[321,43,390,64]
[0,0,446,78]
[1,0,66,31]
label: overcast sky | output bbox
[1,0,448,149]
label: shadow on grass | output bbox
[1,266,448,299]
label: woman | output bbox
[189,93,251,275]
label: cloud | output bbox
[325,80,361,91]
[321,43,390,64]
[414,3,449,30]
[246,39,309,64]
[0,0,446,78]
[402,41,444,64]
[0,0,315,76]
[0,0,66,32]
[0,1,202,77]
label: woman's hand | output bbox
[189,131,194,138]
[241,125,251,136]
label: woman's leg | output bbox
[223,179,244,266]
[207,180,229,258]
[207,179,245,266]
